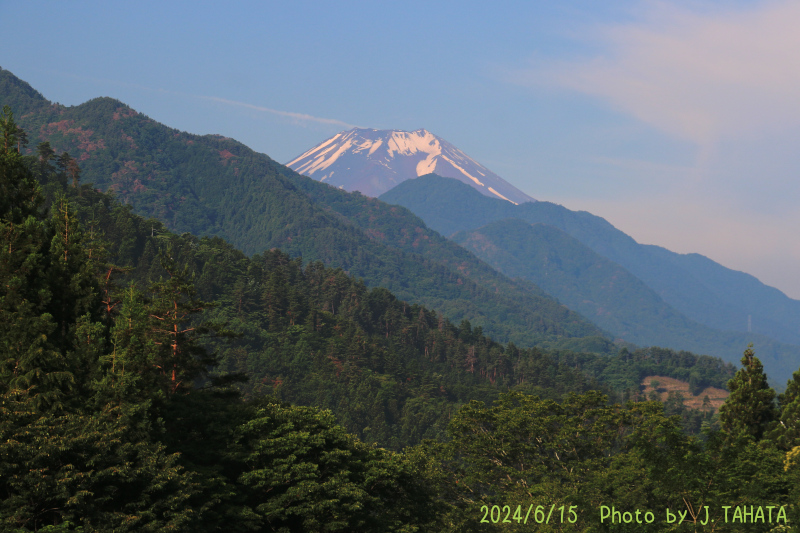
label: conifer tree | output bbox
[719,344,777,441]
[36,140,55,164]
[145,252,223,396]
[0,106,20,152]
[48,195,100,347]
[67,157,81,189]
[769,368,800,450]
[0,106,70,410]
[16,127,28,153]
[0,106,39,221]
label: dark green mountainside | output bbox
[381,175,800,383]
[0,67,605,351]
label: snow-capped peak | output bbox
[286,128,535,205]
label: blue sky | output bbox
[4,0,800,298]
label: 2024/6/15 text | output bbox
[480,504,578,525]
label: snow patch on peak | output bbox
[286,132,343,167]
[416,155,438,176]
[488,187,517,205]
[386,129,441,158]
[440,154,485,187]
[293,137,355,175]
[367,138,383,156]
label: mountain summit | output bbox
[286,127,535,204]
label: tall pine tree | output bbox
[769,367,800,450]
[719,344,777,441]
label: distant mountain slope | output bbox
[0,67,603,350]
[286,127,535,204]
[644,245,800,343]
[381,174,800,345]
[451,218,703,345]
[381,175,800,382]
[450,218,796,379]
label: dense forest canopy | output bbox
[2,103,800,532]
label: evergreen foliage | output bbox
[47,170,729,446]
[719,345,777,441]
[771,368,800,450]
[1,106,198,531]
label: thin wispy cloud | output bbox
[40,69,358,131]
[197,95,358,129]
[518,1,800,147]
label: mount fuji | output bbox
[286,128,535,204]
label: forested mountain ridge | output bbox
[0,66,607,352]
[381,174,800,383]
[2,96,739,438]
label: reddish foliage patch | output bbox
[109,161,140,194]
[412,234,430,248]
[327,356,344,377]
[364,228,386,240]
[80,138,106,152]
[121,133,137,150]
[113,160,138,176]
[112,107,138,121]
[43,119,75,133]
[219,149,236,160]
[41,121,106,157]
